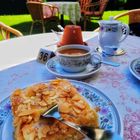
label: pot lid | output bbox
[99,16,121,25]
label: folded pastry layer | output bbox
[11,79,98,140]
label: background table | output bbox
[0,32,140,140]
[46,1,81,25]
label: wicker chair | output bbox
[113,9,140,36]
[80,0,108,30]
[0,22,23,40]
[79,0,92,14]
[26,1,59,34]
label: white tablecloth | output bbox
[46,1,81,24]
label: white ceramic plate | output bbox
[46,57,101,80]
[129,57,140,80]
[0,80,122,140]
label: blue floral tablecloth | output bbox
[0,35,140,140]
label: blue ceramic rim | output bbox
[129,57,140,80]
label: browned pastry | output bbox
[11,79,98,140]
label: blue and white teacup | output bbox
[55,44,101,73]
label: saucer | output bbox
[46,57,101,80]
[96,46,125,56]
[129,57,140,80]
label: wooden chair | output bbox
[113,9,140,36]
[0,22,23,40]
[26,1,59,34]
[81,0,109,30]
[79,0,92,14]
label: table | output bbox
[0,32,140,140]
[46,1,81,25]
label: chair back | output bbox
[0,22,23,40]
[27,2,59,20]
[79,0,92,12]
[82,0,109,19]
[114,9,140,36]
[129,10,140,36]
[26,1,59,33]
[26,2,44,21]
[99,0,108,17]
[128,10,140,24]
[114,9,140,24]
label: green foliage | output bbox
[102,10,128,23]
[118,0,127,4]
[0,10,128,36]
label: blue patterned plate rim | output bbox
[46,57,101,79]
[129,57,140,80]
[0,80,122,139]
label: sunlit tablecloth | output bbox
[0,33,140,140]
[46,1,81,24]
[87,36,140,140]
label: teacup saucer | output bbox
[46,57,101,80]
[96,46,125,56]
